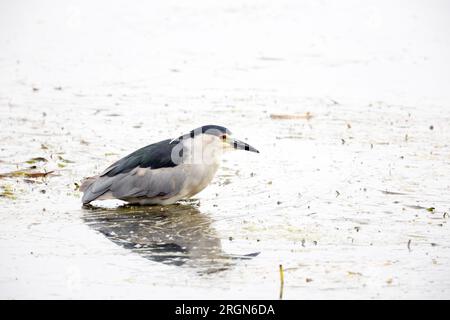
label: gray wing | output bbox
[81,138,184,204]
[81,166,187,204]
[101,139,180,177]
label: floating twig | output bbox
[0,170,54,179]
[270,112,313,120]
[279,264,284,300]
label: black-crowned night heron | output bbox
[80,125,259,205]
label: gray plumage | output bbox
[81,165,187,205]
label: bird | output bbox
[80,125,259,205]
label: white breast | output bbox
[177,134,224,198]
[180,162,220,198]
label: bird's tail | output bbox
[80,175,116,204]
[80,175,98,193]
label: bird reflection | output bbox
[82,203,258,274]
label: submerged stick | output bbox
[279,264,284,300]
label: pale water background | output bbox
[1,0,450,299]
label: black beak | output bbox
[228,138,259,153]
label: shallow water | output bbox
[82,203,259,273]
[1,0,450,299]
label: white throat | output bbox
[180,135,225,166]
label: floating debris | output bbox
[329,99,339,105]
[57,155,75,164]
[25,157,48,164]
[381,190,407,195]
[279,264,284,300]
[221,179,231,186]
[0,184,16,199]
[270,112,313,120]
[20,171,54,178]
[0,169,55,179]
[406,204,427,210]
[259,56,284,61]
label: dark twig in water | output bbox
[381,190,407,195]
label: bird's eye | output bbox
[220,134,227,141]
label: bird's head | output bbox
[170,125,259,165]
